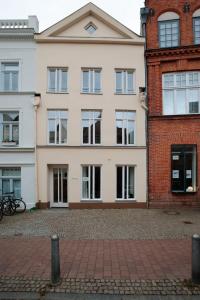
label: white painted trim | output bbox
[158,12,179,21]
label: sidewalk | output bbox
[0,238,191,280]
[1,237,200,295]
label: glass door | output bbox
[53,168,68,207]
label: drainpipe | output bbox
[140,6,150,208]
[33,93,41,209]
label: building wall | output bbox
[145,0,200,207]
[36,42,147,207]
[145,0,200,49]
[0,38,36,208]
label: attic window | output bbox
[85,23,97,34]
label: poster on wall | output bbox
[186,170,192,179]
[172,170,179,179]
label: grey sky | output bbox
[0,0,145,34]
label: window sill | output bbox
[114,93,136,95]
[116,199,136,202]
[47,143,68,146]
[46,91,69,94]
[81,199,102,202]
[172,191,197,194]
[116,144,135,146]
[80,92,103,95]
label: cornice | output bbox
[0,28,34,40]
[148,114,200,121]
[34,36,144,46]
[37,145,146,149]
[146,45,200,58]
[0,147,35,153]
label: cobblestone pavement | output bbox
[0,208,200,239]
[1,294,200,300]
[0,238,190,280]
[1,277,200,296]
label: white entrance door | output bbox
[52,168,68,207]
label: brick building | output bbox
[142,0,200,207]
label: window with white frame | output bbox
[48,68,68,93]
[82,165,101,200]
[0,167,21,198]
[82,69,101,93]
[116,111,135,145]
[194,17,200,44]
[163,72,200,115]
[82,111,101,145]
[0,62,19,91]
[116,166,135,200]
[0,111,19,145]
[48,110,68,144]
[115,70,135,94]
[159,20,179,48]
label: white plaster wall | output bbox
[0,94,35,147]
[21,165,35,209]
[0,40,36,91]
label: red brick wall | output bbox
[145,0,200,49]
[145,0,200,207]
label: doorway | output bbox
[52,167,68,207]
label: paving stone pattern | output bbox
[0,208,200,239]
[0,238,190,280]
[1,277,200,296]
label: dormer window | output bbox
[158,12,180,48]
[85,23,97,35]
[193,9,200,45]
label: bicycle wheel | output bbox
[14,199,26,213]
[3,200,16,216]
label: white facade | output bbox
[0,18,38,209]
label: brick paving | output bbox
[0,238,191,280]
[0,209,199,295]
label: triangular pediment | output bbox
[36,2,143,43]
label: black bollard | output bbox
[192,234,200,284]
[51,234,61,285]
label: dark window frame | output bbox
[158,19,180,48]
[171,144,197,193]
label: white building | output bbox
[0,16,39,209]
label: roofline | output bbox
[38,2,142,38]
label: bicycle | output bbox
[4,193,26,213]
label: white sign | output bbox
[173,155,179,160]
[173,170,179,179]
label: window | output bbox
[116,111,135,145]
[0,111,19,145]
[171,145,197,193]
[48,68,68,93]
[85,23,97,34]
[48,110,68,144]
[0,167,21,198]
[82,165,101,200]
[82,69,101,93]
[194,17,200,44]
[82,111,101,145]
[0,62,19,91]
[159,20,179,48]
[115,70,135,94]
[163,72,200,115]
[116,166,135,200]
[158,12,180,48]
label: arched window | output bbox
[158,12,180,48]
[193,9,200,44]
